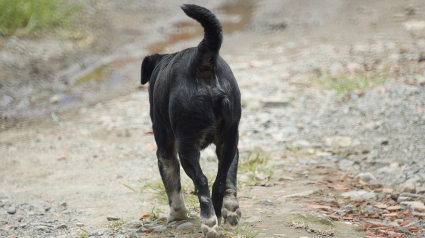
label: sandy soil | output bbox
[1,0,425,237]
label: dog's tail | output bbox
[181,4,222,69]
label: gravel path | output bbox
[1,0,425,237]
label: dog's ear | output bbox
[141,54,164,85]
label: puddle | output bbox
[74,0,255,88]
[1,1,256,128]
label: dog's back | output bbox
[143,4,241,145]
[141,5,242,237]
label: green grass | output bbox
[149,206,164,221]
[221,220,260,238]
[238,151,274,186]
[318,69,387,93]
[0,0,83,36]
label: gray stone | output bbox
[323,136,352,147]
[7,206,16,214]
[143,221,158,228]
[34,225,51,231]
[355,172,377,184]
[88,228,112,237]
[262,98,290,108]
[259,199,275,206]
[115,235,125,238]
[242,215,261,224]
[76,222,85,227]
[153,225,167,232]
[0,201,4,207]
[107,216,120,221]
[176,222,194,230]
[341,190,376,200]
[400,179,417,193]
[342,204,357,210]
[415,74,425,86]
[292,140,312,148]
[123,219,142,229]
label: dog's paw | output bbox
[221,196,241,226]
[167,206,189,222]
[201,217,219,238]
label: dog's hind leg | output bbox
[213,129,241,226]
[177,141,219,238]
[153,122,188,222]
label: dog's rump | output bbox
[181,4,222,73]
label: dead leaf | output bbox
[373,204,388,209]
[308,204,333,210]
[387,205,402,211]
[57,157,66,161]
[382,212,398,218]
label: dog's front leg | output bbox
[178,143,219,238]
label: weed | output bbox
[121,183,136,192]
[284,214,335,236]
[0,0,84,36]
[149,206,163,221]
[77,229,88,238]
[238,151,274,186]
[317,69,387,93]
[108,219,125,230]
[221,220,260,238]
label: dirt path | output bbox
[1,0,425,237]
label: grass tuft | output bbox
[238,151,274,186]
[317,69,387,93]
[221,220,260,238]
[0,0,83,36]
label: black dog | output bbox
[141,4,241,237]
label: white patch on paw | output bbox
[167,191,188,222]
[222,195,241,226]
[201,216,219,238]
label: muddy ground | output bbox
[1,0,425,237]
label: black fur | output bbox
[141,4,242,235]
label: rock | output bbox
[341,190,376,200]
[259,199,275,206]
[88,228,112,237]
[153,225,167,233]
[283,190,315,198]
[49,95,60,104]
[176,222,193,230]
[400,179,416,193]
[34,225,51,232]
[262,98,290,108]
[404,20,425,31]
[397,196,412,203]
[323,136,352,147]
[123,219,142,229]
[56,224,68,229]
[401,201,425,212]
[76,222,85,227]
[249,61,264,68]
[0,201,4,207]
[355,172,377,184]
[107,216,120,221]
[292,140,312,148]
[242,215,261,224]
[115,235,125,238]
[7,206,16,214]
[342,204,357,210]
[415,74,425,86]
[143,221,158,228]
